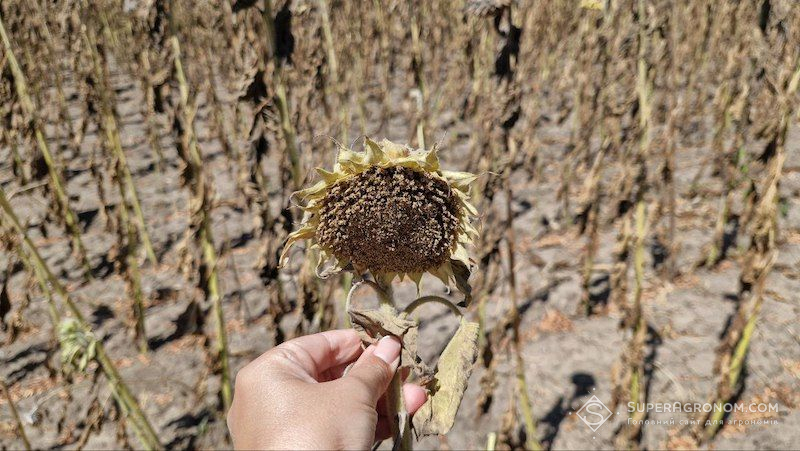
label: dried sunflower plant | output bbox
[280,138,480,448]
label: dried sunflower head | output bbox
[280,138,478,294]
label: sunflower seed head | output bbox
[316,165,460,274]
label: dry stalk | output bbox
[201,50,249,205]
[0,186,162,450]
[614,1,653,447]
[83,24,158,266]
[372,0,393,131]
[477,3,541,447]
[110,171,149,354]
[262,0,302,191]
[0,15,92,279]
[30,1,83,160]
[704,16,755,269]
[702,43,740,268]
[575,5,612,314]
[661,96,678,279]
[577,141,608,315]
[410,8,427,148]
[1,380,31,450]
[0,216,61,333]
[316,0,338,113]
[136,49,168,173]
[503,138,541,451]
[169,33,233,411]
[699,50,799,443]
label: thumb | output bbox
[343,336,401,407]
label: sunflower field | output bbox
[1,0,799,449]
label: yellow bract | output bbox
[279,138,478,294]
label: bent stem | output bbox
[345,277,392,309]
[403,295,462,317]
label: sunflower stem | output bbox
[169,33,232,412]
[403,295,462,317]
[385,288,411,451]
[345,277,410,450]
[1,381,31,450]
[345,278,392,311]
[262,0,302,191]
[503,134,541,450]
[410,11,426,149]
[0,15,92,280]
[341,272,353,328]
[387,369,410,451]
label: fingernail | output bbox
[374,335,401,365]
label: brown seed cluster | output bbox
[316,165,461,274]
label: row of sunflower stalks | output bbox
[0,8,165,448]
[0,186,162,450]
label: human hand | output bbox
[227,329,427,450]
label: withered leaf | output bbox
[412,318,479,437]
[349,304,413,344]
[451,259,472,307]
[349,304,432,380]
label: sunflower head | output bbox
[280,138,478,294]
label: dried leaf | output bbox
[59,318,98,373]
[349,304,432,379]
[412,318,479,437]
[451,259,472,307]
